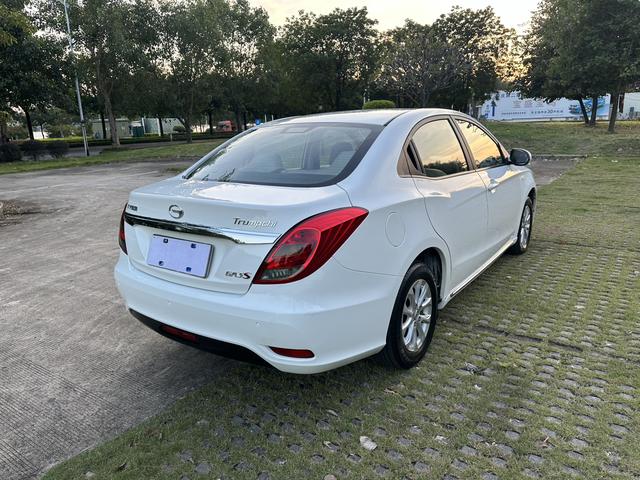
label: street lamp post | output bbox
[58,0,89,156]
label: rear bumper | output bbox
[129,309,268,365]
[114,253,400,374]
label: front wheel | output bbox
[508,198,533,255]
[376,262,438,369]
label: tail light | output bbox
[119,205,127,254]
[254,207,368,284]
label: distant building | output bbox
[89,117,185,139]
[142,117,183,135]
[620,92,640,119]
[89,118,130,140]
[480,91,610,122]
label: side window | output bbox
[411,120,469,177]
[456,120,506,169]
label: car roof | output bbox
[270,108,458,126]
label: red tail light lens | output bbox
[254,207,368,284]
[119,205,127,254]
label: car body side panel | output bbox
[476,165,532,249]
[335,112,453,300]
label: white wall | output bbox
[480,91,610,122]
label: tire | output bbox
[376,262,438,369]
[508,198,533,255]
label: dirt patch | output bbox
[529,155,584,186]
[0,199,43,225]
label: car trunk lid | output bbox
[123,177,351,294]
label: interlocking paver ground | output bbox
[40,156,640,479]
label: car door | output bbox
[453,118,524,251]
[407,117,494,289]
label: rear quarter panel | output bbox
[334,111,453,299]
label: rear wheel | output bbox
[377,262,438,369]
[508,198,533,255]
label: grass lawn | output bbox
[487,120,640,156]
[43,149,640,478]
[0,140,223,175]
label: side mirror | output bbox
[510,148,532,166]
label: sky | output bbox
[250,0,540,32]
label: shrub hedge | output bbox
[20,140,47,160]
[46,141,70,158]
[0,144,22,163]
[363,99,396,110]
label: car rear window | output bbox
[186,122,382,187]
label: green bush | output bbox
[173,125,186,133]
[0,144,22,163]
[20,140,46,160]
[363,99,396,110]
[46,140,69,158]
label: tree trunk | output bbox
[24,109,34,140]
[577,96,589,125]
[608,92,619,133]
[242,111,247,131]
[158,117,164,137]
[184,118,192,144]
[235,109,243,133]
[103,93,120,147]
[208,111,213,134]
[420,87,427,108]
[0,115,8,144]
[589,94,599,126]
[100,110,107,139]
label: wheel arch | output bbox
[527,187,537,211]
[410,246,446,303]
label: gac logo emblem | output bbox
[168,204,184,219]
[225,271,251,279]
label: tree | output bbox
[378,20,469,108]
[0,1,31,47]
[61,0,160,147]
[218,0,275,131]
[161,0,229,143]
[520,0,640,131]
[431,7,515,111]
[0,1,69,141]
[281,8,379,112]
[519,0,591,124]
[30,107,77,138]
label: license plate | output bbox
[147,235,212,277]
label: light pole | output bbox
[57,0,89,156]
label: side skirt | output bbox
[438,236,516,309]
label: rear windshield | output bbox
[186,122,381,187]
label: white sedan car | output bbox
[115,109,535,374]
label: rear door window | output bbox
[411,119,469,177]
[187,123,380,187]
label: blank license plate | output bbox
[147,235,212,277]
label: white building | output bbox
[620,92,640,119]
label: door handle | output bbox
[488,179,500,192]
